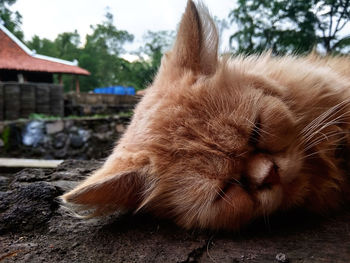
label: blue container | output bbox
[106,87,112,94]
[95,86,135,95]
[126,86,135,95]
[113,86,126,95]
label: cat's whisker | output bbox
[305,98,350,129]
[225,176,245,188]
[302,115,346,144]
[244,117,276,138]
[302,120,348,144]
[206,235,217,263]
[301,101,350,139]
[302,137,344,156]
[235,150,249,158]
[303,130,348,152]
[263,209,271,231]
[298,109,350,150]
[214,188,235,209]
[300,100,350,138]
[298,147,342,161]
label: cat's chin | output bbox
[255,185,284,215]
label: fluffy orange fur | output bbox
[61,0,350,230]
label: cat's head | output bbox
[61,0,306,230]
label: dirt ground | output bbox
[0,160,350,263]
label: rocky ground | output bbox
[0,116,130,160]
[0,160,350,263]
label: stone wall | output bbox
[0,116,130,160]
[64,92,139,116]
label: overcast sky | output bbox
[10,0,236,56]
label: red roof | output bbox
[0,26,90,76]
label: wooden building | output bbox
[0,24,90,120]
[0,23,89,92]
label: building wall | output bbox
[0,70,53,83]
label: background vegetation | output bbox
[1,0,350,92]
[230,0,350,54]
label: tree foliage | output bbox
[2,5,175,92]
[0,0,23,40]
[316,0,350,52]
[131,30,175,87]
[79,12,134,91]
[26,13,174,92]
[229,0,350,54]
[140,30,175,68]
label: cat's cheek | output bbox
[273,150,303,184]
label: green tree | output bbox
[25,12,135,92]
[54,30,81,61]
[27,35,59,57]
[19,10,176,92]
[0,0,23,40]
[229,0,350,54]
[27,31,81,60]
[27,32,82,92]
[78,12,134,91]
[140,30,175,70]
[316,0,350,53]
[124,30,175,90]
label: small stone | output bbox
[71,242,80,248]
[96,124,109,133]
[54,148,67,159]
[78,129,91,142]
[46,121,64,135]
[64,120,74,130]
[70,134,83,148]
[276,253,289,263]
[53,133,67,149]
[0,175,9,191]
[22,121,44,147]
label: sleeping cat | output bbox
[61,0,350,230]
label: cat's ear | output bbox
[168,0,218,75]
[61,168,146,215]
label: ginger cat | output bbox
[61,0,350,230]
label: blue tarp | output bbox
[94,86,135,95]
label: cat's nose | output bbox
[246,154,280,187]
